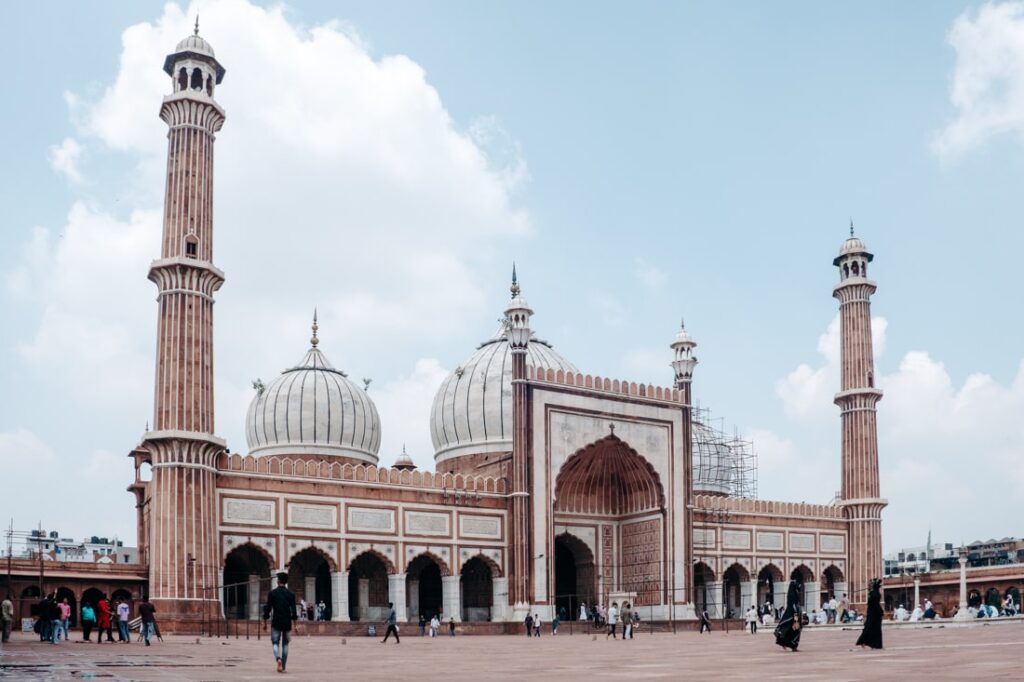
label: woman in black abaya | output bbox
[773,580,802,651]
[856,578,883,649]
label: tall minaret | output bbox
[832,223,886,609]
[670,320,697,618]
[504,266,533,619]
[142,22,227,623]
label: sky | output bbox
[2,1,1023,553]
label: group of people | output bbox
[418,612,457,637]
[573,601,640,635]
[18,593,160,646]
[297,599,328,621]
[768,578,885,652]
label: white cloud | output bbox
[5,0,534,472]
[759,315,1024,550]
[633,256,668,290]
[48,137,84,183]
[370,358,450,470]
[933,1,1024,159]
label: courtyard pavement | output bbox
[1,621,1022,680]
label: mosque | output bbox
[127,28,885,630]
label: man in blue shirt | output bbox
[381,602,400,643]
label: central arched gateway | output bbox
[553,434,665,612]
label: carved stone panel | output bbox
[693,528,715,548]
[756,532,784,551]
[722,530,751,550]
[348,507,395,533]
[223,498,275,526]
[820,534,846,553]
[459,515,501,539]
[406,512,450,537]
[789,533,815,552]
[288,503,337,530]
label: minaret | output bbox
[670,320,697,618]
[504,265,533,618]
[832,223,886,609]
[142,22,227,623]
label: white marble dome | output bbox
[246,341,380,463]
[431,328,577,463]
[838,236,868,258]
[176,33,215,57]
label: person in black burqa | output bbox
[263,572,299,674]
[773,580,802,652]
[856,579,884,650]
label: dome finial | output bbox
[194,15,200,36]
[850,218,855,237]
[311,308,319,347]
[510,262,520,298]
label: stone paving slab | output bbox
[1,622,1022,680]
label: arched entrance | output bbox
[554,533,596,620]
[693,562,715,616]
[288,548,333,620]
[55,587,77,627]
[722,563,750,618]
[821,565,844,606]
[554,434,665,608]
[407,554,444,621]
[460,556,495,622]
[757,564,783,613]
[224,543,272,620]
[349,552,390,621]
[790,565,815,613]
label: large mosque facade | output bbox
[127,30,885,630]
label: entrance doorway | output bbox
[554,533,595,620]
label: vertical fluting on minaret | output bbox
[505,266,534,613]
[832,224,886,609]
[142,24,227,623]
[670,320,697,614]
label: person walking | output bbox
[838,593,850,623]
[745,605,758,634]
[1,594,13,643]
[606,602,619,639]
[621,603,633,640]
[116,600,130,643]
[773,580,802,652]
[48,595,62,644]
[448,617,456,637]
[524,613,533,637]
[579,602,587,622]
[699,608,712,634]
[138,597,156,646]
[58,597,71,642]
[80,602,96,642]
[856,579,884,650]
[429,615,440,638]
[96,598,114,644]
[263,572,299,673]
[551,610,560,635]
[381,602,400,644]
[419,613,426,636]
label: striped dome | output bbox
[246,344,381,463]
[430,328,577,464]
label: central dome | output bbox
[246,326,380,464]
[430,327,577,464]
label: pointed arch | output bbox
[406,551,452,577]
[348,548,396,575]
[286,544,338,572]
[461,551,502,578]
[554,433,664,515]
[225,540,276,570]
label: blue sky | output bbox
[2,1,1023,552]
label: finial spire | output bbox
[510,262,520,298]
[311,308,319,347]
[194,15,200,36]
[680,317,685,330]
[850,218,855,237]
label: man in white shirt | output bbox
[894,604,909,621]
[828,596,838,623]
[605,602,619,639]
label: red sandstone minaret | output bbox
[670,321,697,617]
[505,266,533,618]
[142,20,227,623]
[833,223,886,609]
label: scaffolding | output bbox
[691,405,757,499]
